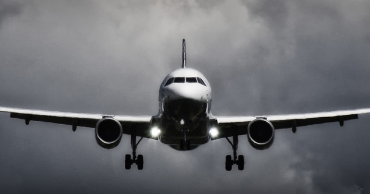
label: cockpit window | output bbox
[186,77,197,83]
[174,77,185,83]
[165,78,174,86]
[165,77,207,87]
[197,78,206,86]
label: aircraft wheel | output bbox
[125,154,132,170]
[237,155,244,170]
[225,155,232,171]
[137,155,144,170]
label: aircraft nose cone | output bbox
[166,84,207,101]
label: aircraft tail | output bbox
[182,39,186,68]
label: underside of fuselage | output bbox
[164,99,207,123]
[159,99,210,150]
[159,119,210,150]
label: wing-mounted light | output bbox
[208,119,219,139]
[150,116,162,139]
[150,126,161,138]
[209,127,219,138]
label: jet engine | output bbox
[247,118,274,150]
[95,117,123,149]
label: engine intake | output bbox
[247,118,274,150]
[95,117,123,149]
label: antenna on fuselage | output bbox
[182,39,186,68]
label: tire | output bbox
[137,155,144,170]
[237,155,244,170]
[225,155,232,171]
[125,154,132,170]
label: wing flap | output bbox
[271,114,358,129]
[10,113,97,128]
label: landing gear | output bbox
[179,119,191,150]
[237,155,244,170]
[125,154,132,170]
[225,155,232,171]
[137,155,144,170]
[225,134,244,171]
[180,139,191,150]
[125,133,144,170]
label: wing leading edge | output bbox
[0,106,153,138]
[2,106,370,140]
[214,108,370,139]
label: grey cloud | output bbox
[241,0,289,35]
[0,0,21,28]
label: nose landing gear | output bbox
[225,134,244,171]
[179,119,191,150]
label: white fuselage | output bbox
[155,68,213,150]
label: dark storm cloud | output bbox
[234,0,370,192]
[1,0,370,193]
[0,0,21,28]
[241,0,289,35]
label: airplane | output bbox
[1,39,370,171]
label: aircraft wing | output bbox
[214,108,370,139]
[0,106,153,139]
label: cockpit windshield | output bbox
[174,77,185,83]
[197,78,206,86]
[164,78,174,86]
[186,77,197,83]
[165,77,207,87]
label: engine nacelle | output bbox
[95,117,123,149]
[247,118,275,150]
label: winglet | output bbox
[182,39,186,68]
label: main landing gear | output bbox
[125,133,144,170]
[225,134,244,171]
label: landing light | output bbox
[209,127,219,138]
[151,126,161,138]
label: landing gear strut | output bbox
[180,139,191,150]
[179,119,191,150]
[225,134,244,171]
[125,133,144,170]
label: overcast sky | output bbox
[1,0,370,193]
